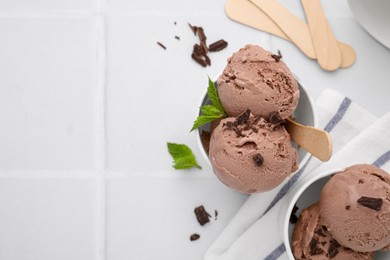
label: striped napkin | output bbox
[204,89,390,260]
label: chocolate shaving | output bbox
[188,23,198,35]
[157,42,166,50]
[309,238,324,255]
[175,36,180,40]
[204,54,211,66]
[190,233,200,241]
[271,53,282,62]
[371,173,387,183]
[345,205,350,210]
[357,196,383,211]
[193,44,205,56]
[215,210,218,220]
[328,239,340,258]
[191,53,207,67]
[278,49,282,57]
[235,109,251,125]
[269,112,285,125]
[209,40,228,52]
[253,153,264,166]
[194,205,211,225]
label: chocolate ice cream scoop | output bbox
[217,44,299,120]
[208,111,297,194]
[292,202,375,260]
[319,164,390,252]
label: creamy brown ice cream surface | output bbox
[319,164,390,252]
[217,44,299,120]
[292,203,375,260]
[208,110,297,194]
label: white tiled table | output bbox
[0,0,389,259]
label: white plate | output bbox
[348,0,390,48]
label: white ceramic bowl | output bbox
[281,168,390,260]
[195,74,317,171]
[348,0,390,48]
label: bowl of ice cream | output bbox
[282,165,390,260]
[195,44,317,194]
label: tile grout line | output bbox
[97,0,108,259]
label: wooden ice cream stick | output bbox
[225,0,355,68]
[285,118,332,162]
[301,0,342,71]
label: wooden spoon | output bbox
[285,118,333,162]
[301,0,342,71]
[226,0,355,68]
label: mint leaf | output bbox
[207,77,225,114]
[167,142,201,170]
[200,105,223,116]
[191,115,221,132]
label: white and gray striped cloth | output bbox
[205,89,390,260]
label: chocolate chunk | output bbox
[224,121,234,130]
[193,44,205,56]
[194,205,211,226]
[204,54,211,66]
[253,153,264,166]
[309,238,324,255]
[328,239,340,258]
[277,49,282,57]
[345,205,350,210]
[322,225,328,231]
[200,131,211,154]
[157,42,166,50]
[315,228,326,237]
[209,40,228,52]
[235,109,251,125]
[271,53,282,62]
[175,36,180,40]
[358,179,364,184]
[269,112,285,125]
[357,196,383,211]
[233,127,243,138]
[190,233,200,241]
[191,53,207,67]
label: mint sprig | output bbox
[167,142,201,170]
[191,77,226,131]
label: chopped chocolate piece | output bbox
[253,153,264,166]
[209,39,228,52]
[269,112,285,125]
[309,238,324,255]
[175,36,180,40]
[193,44,205,56]
[292,204,299,214]
[271,53,282,62]
[157,42,166,50]
[277,49,282,57]
[358,179,364,184]
[322,225,328,231]
[204,54,211,66]
[197,27,206,41]
[345,205,350,210]
[190,233,200,241]
[188,23,198,35]
[315,228,326,237]
[235,109,251,125]
[328,239,340,258]
[224,121,234,130]
[371,173,387,183]
[233,127,243,138]
[194,205,211,226]
[174,21,177,25]
[191,53,207,67]
[357,196,383,211]
[215,210,218,220]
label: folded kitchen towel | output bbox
[204,88,390,260]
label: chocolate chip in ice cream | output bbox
[309,238,324,255]
[194,205,211,226]
[269,112,285,125]
[271,53,282,62]
[235,109,251,125]
[357,196,383,211]
[328,239,341,258]
[253,153,264,166]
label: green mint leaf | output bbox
[167,142,202,170]
[207,77,225,114]
[190,115,221,132]
[200,105,223,116]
